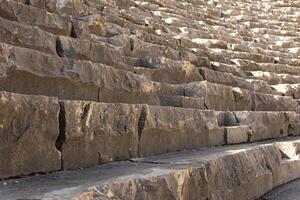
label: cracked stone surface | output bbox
[1,0,300,198]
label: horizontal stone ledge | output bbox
[61,99,298,170]
[60,101,224,170]
[1,137,300,200]
[0,44,298,112]
[0,91,299,178]
[0,0,72,36]
[0,16,57,55]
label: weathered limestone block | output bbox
[232,87,254,110]
[271,84,295,97]
[279,74,300,84]
[3,139,300,200]
[252,92,298,111]
[184,81,236,111]
[98,145,283,200]
[132,57,202,84]
[61,101,142,170]
[159,96,206,109]
[225,125,251,144]
[0,0,71,35]
[207,49,231,64]
[56,0,89,16]
[181,51,211,68]
[98,68,182,105]
[249,71,282,85]
[204,82,236,110]
[70,19,92,39]
[274,84,300,99]
[199,67,254,90]
[139,106,224,156]
[261,63,300,76]
[136,29,195,51]
[247,79,274,94]
[216,111,239,127]
[15,0,57,12]
[288,114,300,136]
[195,39,228,49]
[128,36,181,60]
[0,44,183,105]
[210,62,247,78]
[57,36,125,67]
[0,91,60,179]
[233,111,295,141]
[0,44,100,101]
[82,14,108,37]
[0,17,57,55]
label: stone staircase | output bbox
[0,0,300,199]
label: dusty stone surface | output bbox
[1,138,300,200]
[262,179,300,200]
[0,91,61,179]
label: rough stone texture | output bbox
[1,138,300,200]
[233,111,295,141]
[139,106,224,156]
[59,100,298,170]
[0,0,71,35]
[217,111,297,142]
[0,17,57,54]
[225,125,251,144]
[62,101,142,170]
[0,0,300,197]
[0,91,60,179]
[289,114,300,136]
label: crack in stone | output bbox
[55,101,66,170]
[137,105,148,157]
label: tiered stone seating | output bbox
[1,0,300,199]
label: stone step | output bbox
[13,0,57,13]
[0,16,57,55]
[60,101,224,170]
[0,43,183,105]
[211,61,247,78]
[200,67,274,94]
[248,71,300,85]
[51,1,298,69]
[184,81,298,111]
[271,84,300,98]
[127,56,203,84]
[217,111,296,141]
[2,43,298,112]
[0,90,298,179]
[0,1,298,79]
[1,138,300,199]
[234,59,300,76]
[0,0,72,36]
[159,95,205,109]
